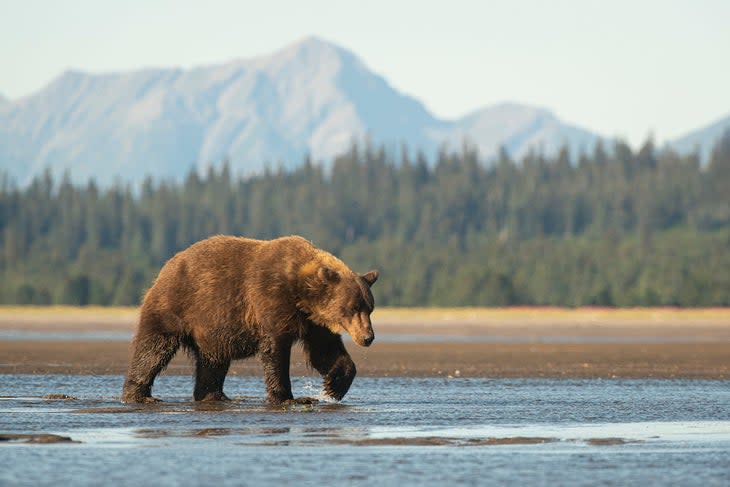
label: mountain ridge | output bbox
[670,112,730,162]
[1,37,726,186]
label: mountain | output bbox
[1,37,600,186]
[669,112,730,163]
[442,103,599,161]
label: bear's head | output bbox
[298,263,379,347]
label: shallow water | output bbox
[1,375,729,486]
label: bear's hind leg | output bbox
[194,358,231,401]
[122,328,180,403]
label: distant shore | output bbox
[1,306,728,379]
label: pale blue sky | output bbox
[1,0,729,147]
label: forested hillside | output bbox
[3,131,730,307]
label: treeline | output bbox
[2,131,730,307]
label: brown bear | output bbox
[121,235,378,404]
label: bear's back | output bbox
[143,234,351,320]
[164,235,259,278]
[143,236,256,313]
[147,235,320,306]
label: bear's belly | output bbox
[228,338,259,359]
[191,326,260,360]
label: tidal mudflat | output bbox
[1,307,729,378]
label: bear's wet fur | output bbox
[121,235,378,404]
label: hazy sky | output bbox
[2,0,729,147]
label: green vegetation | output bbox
[2,131,730,307]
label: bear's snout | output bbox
[346,312,375,347]
[352,329,374,347]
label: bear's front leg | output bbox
[259,337,295,404]
[321,353,356,401]
[304,328,357,401]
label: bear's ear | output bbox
[361,270,379,287]
[318,266,340,283]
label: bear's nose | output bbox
[362,333,374,346]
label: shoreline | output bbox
[1,340,728,380]
[1,306,728,379]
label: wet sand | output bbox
[0,307,729,379]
